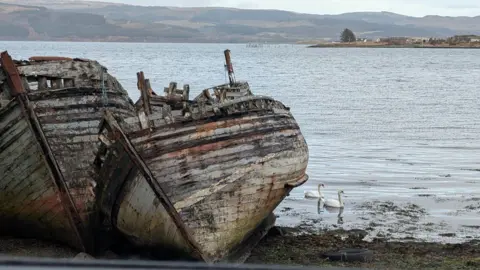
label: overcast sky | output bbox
[89,0,480,17]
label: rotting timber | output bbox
[0,52,136,253]
[94,50,309,263]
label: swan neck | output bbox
[318,184,323,197]
[338,192,343,206]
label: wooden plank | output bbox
[25,96,88,251]
[173,152,281,210]
[0,118,29,151]
[29,56,73,61]
[114,174,186,248]
[102,110,207,262]
[0,111,73,246]
[17,61,103,80]
[37,107,133,121]
[1,51,88,251]
[41,119,100,130]
[27,87,125,100]
[29,84,136,228]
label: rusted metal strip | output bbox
[101,110,208,262]
[29,56,73,61]
[1,51,26,96]
[0,51,88,252]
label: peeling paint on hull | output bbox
[96,95,309,262]
[28,87,136,224]
[0,100,84,249]
[0,54,136,251]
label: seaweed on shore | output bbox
[247,227,480,270]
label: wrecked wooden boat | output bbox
[0,52,136,252]
[94,50,309,263]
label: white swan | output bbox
[324,190,345,208]
[304,183,325,199]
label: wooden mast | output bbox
[224,49,236,86]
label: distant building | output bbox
[379,37,409,45]
[451,35,480,42]
[410,37,429,43]
[356,38,370,42]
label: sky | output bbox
[89,0,480,17]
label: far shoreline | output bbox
[308,43,480,49]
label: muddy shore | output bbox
[1,226,480,270]
[247,227,480,270]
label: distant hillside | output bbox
[0,1,479,43]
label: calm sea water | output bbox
[2,41,479,242]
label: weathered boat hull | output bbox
[0,52,136,251]
[28,87,136,224]
[96,96,309,262]
[0,99,84,249]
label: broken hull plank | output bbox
[97,97,309,262]
[0,100,83,249]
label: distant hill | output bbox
[0,0,479,43]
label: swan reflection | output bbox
[317,198,344,225]
[317,198,325,214]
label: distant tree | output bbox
[340,28,356,43]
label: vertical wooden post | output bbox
[224,49,236,86]
[137,71,151,116]
[167,82,177,96]
[183,84,190,101]
[52,78,64,89]
[38,77,48,90]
